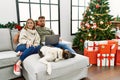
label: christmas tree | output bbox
[73,0,115,51]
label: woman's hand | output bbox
[26,43,32,48]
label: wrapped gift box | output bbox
[106,54,115,66]
[84,48,88,56]
[117,39,120,50]
[84,40,89,48]
[98,40,108,45]
[87,41,94,51]
[97,54,106,66]
[84,40,117,65]
[94,41,99,51]
[84,48,97,64]
[84,40,108,52]
[97,53,115,67]
[108,40,118,53]
[112,39,120,50]
[88,51,98,64]
[87,41,99,51]
[98,44,111,54]
[116,50,120,66]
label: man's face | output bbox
[38,18,45,27]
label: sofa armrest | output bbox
[61,40,72,48]
[41,40,72,48]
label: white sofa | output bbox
[0,28,20,80]
[0,28,89,80]
[23,54,89,80]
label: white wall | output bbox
[109,0,120,17]
[60,0,74,42]
[0,0,17,24]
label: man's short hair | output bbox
[38,16,45,19]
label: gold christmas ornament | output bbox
[92,17,94,20]
[100,21,104,24]
[81,26,85,29]
[90,16,93,19]
[91,12,93,14]
[106,10,109,13]
[90,16,94,20]
[88,33,91,36]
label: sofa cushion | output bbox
[0,51,19,68]
[0,28,13,51]
[23,54,89,80]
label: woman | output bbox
[13,19,41,76]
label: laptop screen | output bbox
[45,35,59,45]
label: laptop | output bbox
[45,35,59,45]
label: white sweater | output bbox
[18,28,40,47]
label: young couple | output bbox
[13,16,77,76]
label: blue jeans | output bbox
[51,42,76,54]
[15,44,41,61]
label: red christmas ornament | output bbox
[15,24,22,31]
[96,4,100,9]
[80,39,83,42]
[93,23,97,29]
[85,23,90,29]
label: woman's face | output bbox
[27,20,34,29]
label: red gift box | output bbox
[116,50,120,66]
[97,43,115,67]
[112,39,120,50]
[97,53,115,67]
[97,54,106,66]
[93,41,99,51]
[106,54,115,66]
[98,44,111,54]
[84,48,88,56]
[84,48,97,64]
[108,40,118,53]
[87,41,94,51]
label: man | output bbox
[36,16,76,54]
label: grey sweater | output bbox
[36,26,55,43]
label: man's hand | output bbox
[59,37,62,42]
